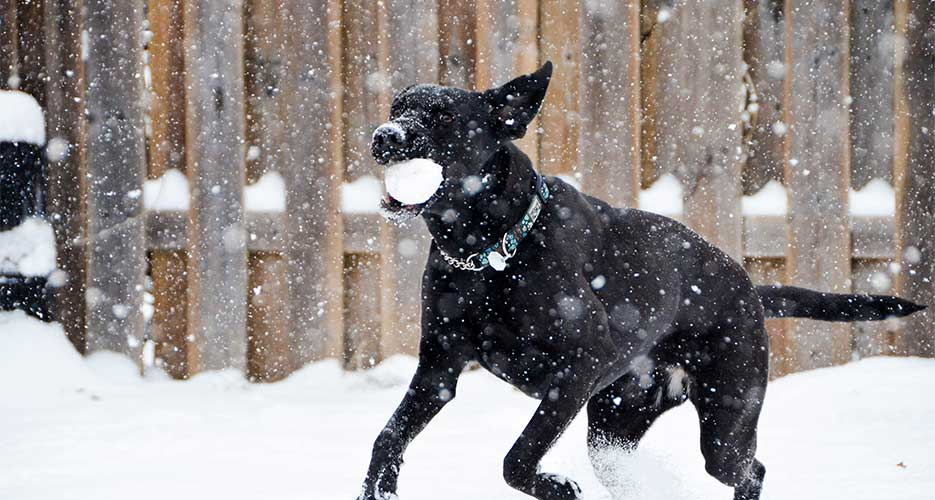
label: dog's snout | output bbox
[372,122,410,163]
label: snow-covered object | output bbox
[0,91,45,145]
[0,217,56,276]
[639,173,683,215]
[850,178,895,216]
[342,175,382,214]
[742,180,788,216]
[143,169,189,211]
[385,158,444,205]
[2,308,935,500]
[245,170,286,212]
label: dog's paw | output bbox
[539,473,583,499]
[356,492,399,500]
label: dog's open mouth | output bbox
[379,193,430,222]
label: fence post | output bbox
[14,0,44,104]
[578,0,641,208]
[83,0,147,359]
[148,0,190,378]
[183,0,248,372]
[783,0,852,370]
[539,0,579,176]
[742,0,785,194]
[243,0,291,380]
[894,0,935,357]
[43,0,86,352]
[0,0,15,88]
[280,0,345,365]
[438,0,476,88]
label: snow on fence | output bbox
[0,0,932,381]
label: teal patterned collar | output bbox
[440,174,551,272]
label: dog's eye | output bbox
[438,111,454,124]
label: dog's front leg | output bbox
[502,372,594,500]
[357,358,464,500]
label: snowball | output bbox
[0,90,45,145]
[384,158,443,205]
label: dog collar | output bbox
[440,174,550,272]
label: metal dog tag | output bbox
[488,251,508,271]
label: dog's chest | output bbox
[456,278,570,398]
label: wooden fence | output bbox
[1,0,932,381]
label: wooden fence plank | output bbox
[148,0,190,377]
[0,0,15,88]
[151,249,189,377]
[148,0,187,176]
[343,253,383,370]
[744,258,792,378]
[852,259,897,357]
[244,0,291,379]
[280,0,345,364]
[514,0,539,167]
[15,0,44,103]
[639,0,681,186]
[43,0,86,352]
[83,0,147,358]
[438,0,476,88]
[850,0,895,188]
[247,252,291,381]
[783,0,852,370]
[539,0,579,176]
[343,0,390,367]
[383,0,438,357]
[742,0,785,194]
[894,0,935,357]
[578,0,641,208]
[183,0,248,371]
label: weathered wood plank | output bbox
[244,0,292,379]
[15,0,44,103]
[183,0,248,372]
[83,0,147,359]
[578,0,641,208]
[147,211,284,251]
[247,252,291,381]
[783,0,852,370]
[850,0,895,188]
[438,0,476,88]
[151,249,190,377]
[852,259,898,358]
[539,0,579,176]
[893,0,935,357]
[383,0,438,357]
[148,0,187,176]
[43,0,87,352]
[148,0,190,378]
[744,258,792,378]
[0,0,16,88]
[670,0,745,260]
[742,0,785,194]
[280,0,345,364]
[343,0,384,180]
[513,0,539,167]
[343,253,383,370]
[639,0,681,186]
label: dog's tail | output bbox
[756,285,927,322]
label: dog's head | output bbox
[373,61,553,221]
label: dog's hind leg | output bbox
[689,321,769,500]
[585,366,688,492]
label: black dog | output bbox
[357,61,925,500]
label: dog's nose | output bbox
[372,122,408,162]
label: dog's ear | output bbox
[483,61,553,140]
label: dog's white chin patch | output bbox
[385,158,443,205]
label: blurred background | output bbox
[0,0,932,383]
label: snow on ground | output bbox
[2,310,933,500]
